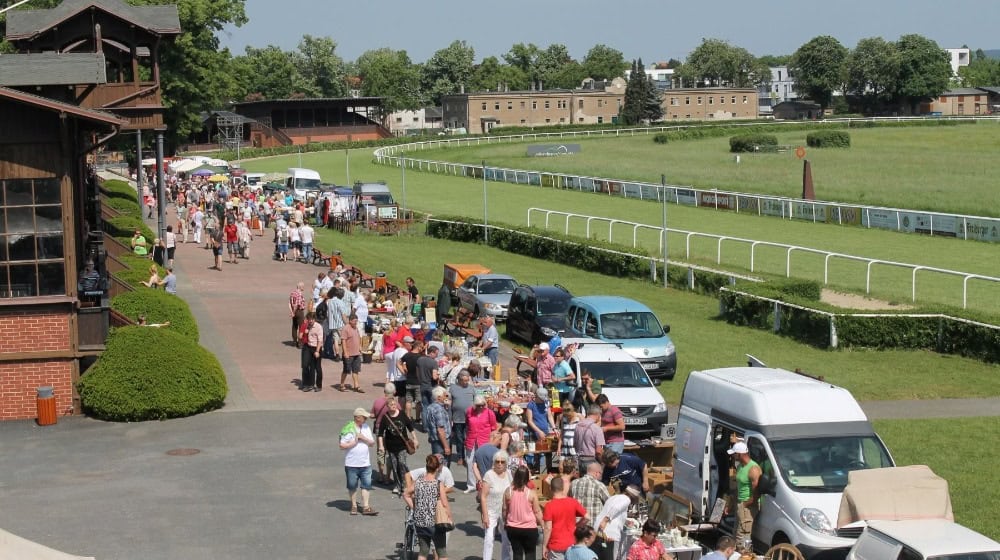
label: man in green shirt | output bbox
[131,230,148,256]
[728,440,761,543]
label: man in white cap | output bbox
[728,440,761,542]
[594,484,641,559]
[534,342,555,386]
[339,407,378,516]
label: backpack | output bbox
[315,299,328,322]
[277,225,289,243]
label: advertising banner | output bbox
[792,202,827,222]
[960,217,1000,242]
[915,214,958,237]
[737,195,760,214]
[638,184,660,200]
[829,205,862,225]
[698,191,734,210]
[622,182,646,198]
[760,198,787,218]
[675,188,698,206]
[864,209,898,230]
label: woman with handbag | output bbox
[404,454,452,560]
[377,397,414,495]
[503,465,544,560]
[480,449,513,560]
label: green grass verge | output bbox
[305,226,1000,404]
[243,150,1000,317]
[875,417,1000,540]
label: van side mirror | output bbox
[653,379,662,387]
[663,325,671,335]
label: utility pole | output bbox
[136,130,144,219]
[400,152,407,221]
[662,174,669,288]
[483,160,489,243]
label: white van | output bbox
[353,182,395,220]
[847,519,1000,560]
[245,173,266,191]
[286,168,322,199]
[673,367,895,558]
[561,338,668,436]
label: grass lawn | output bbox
[874,417,1000,540]
[304,227,1000,405]
[244,151,1000,316]
[416,123,1000,217]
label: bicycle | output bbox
[399,504,418,560]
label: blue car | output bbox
[565,295,677,379]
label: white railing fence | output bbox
[525,208,1000,310]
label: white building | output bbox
[758,66,798,114]
[946,48,971,76]
[625,63,675,88]
[387,107,443,135]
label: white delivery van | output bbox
[673,367,895,558]
[286,168,322,199]
[561,338,668,436]
[245,173,266,191]
[353,182,395,221]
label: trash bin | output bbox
[36,386,57,426]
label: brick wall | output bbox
[0,308,75,420]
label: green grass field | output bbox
[875,417,1000,540]
[244,151,1000,316]
[416,123,1000,217]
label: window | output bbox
[579,118,584,122]
[958,96,965,102]
[670,97,678,106]
[532,101,537,110]
[508,101,513,110]
[743,96,748,104]
[718,96,725,105]
[598,99,603,108]
[732,96,736,104]
[520,101,526,109]
[940,96,947,103]
[697,97,702,105]
[494,102,500,110]
[412,117,419,123]
[597,116,603,123]
[708,96,714,105]
[0,178,65,298]
[520,119,526,124]
[544,100,550,109]
[395,117,402,123]
[559,117,565,123]
[545,118,551,123]
[579,99,584,109]
[685,97,690,105]
[958,105,964,115]
[481,102,487,110]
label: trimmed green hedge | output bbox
[103,196,141,216]
[101,179,138,202]
[718,282,1000,363]
[110,289,198,342]
[427,216,651,280]
[106,215,155,245]
[77,326,226,421]
[730,134,778,153]
[807,130,851,148]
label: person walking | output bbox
[192,206,204,245]
[404,454,452,560]
[371,384,395,486]
[288,282,306,348]
[224,218,239,264]
[301,311,323,392]
[165,225,177,267]
[448,371,476,468]
[480,449,513,560]
[339,408,378,516]
[503,465,544,560]
[542,477,589,560]
[425,387,452,460]
[479,315,500,367]
[339,314,364,393]
[377,397,414,496]
[569,462,609,533]
[594,484,640,560]
[465,394,498,490]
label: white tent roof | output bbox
[170,159,202,173]
[0,528,95,560]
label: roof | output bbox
[865,519,1000,557]
[570,295,654,314]
[940,88,985,96]
[0,86,126,127]
[519,284,572,298]
[976,86,1000,95]
[0,53,107,86]
[5,0,181,40]
[232,96,383,108]
[200,110,256,124]
[447,89,623,98]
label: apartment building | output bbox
[660,87,759,120]
[443,80,626,133]
[923,88,991,116]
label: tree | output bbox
[545,60,586,89]
[789,35,848,110]
[232,45,316,101]
[295,35,348,98]
[355,48,423,112]
[535,43,573,88]
[845,37,900,112]
[582,44,628,81]
[757,54,791,67]
[894,34,953,114]
[684,38,771,88]
[642,66,664,122]
[503,42,540,79]
[621,59,654,124]
[958,56,1000,87]
[665,58,683,69]
[421,40,475,104]
[469,56,529,92]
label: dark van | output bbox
[505,284,572,345]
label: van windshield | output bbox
[579,361,653,388]
[770,436,893,492]
[537,296,570,316]
[294,178,322,191]
[599,311,664,339]
[361,193,394,205]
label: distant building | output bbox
[660,88,759,120]
[758,66,798,114]
[388,107,444,135]
[922,88,990,116]
[443,79,626,133]
[772,100,822,120]
[946,48,971,76]
[625,63,675,89]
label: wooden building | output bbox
[0,0,178,420]
[231,97,391,149]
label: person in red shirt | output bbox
[542,476,589,559]
[597,394,626,455]
[224,218,239,264]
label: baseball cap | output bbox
[727,441,748,455]
[538,342,549,352]
[402,335,415,343]
[353,407,371,418]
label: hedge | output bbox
[101,179,138,202]
[77,326,227,421]
[806,130,851,148]
[718,282,1000,363]
[729,134,778,153]
[110,289,198,342]
[106,215,155,244]
[103,196,141,216]
[427,216,651,280]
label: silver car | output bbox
[457,273,517,320]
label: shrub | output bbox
[101,179,138,202]
[77,326,227,421]
[105,215,155,244]
[806,130,851,148]
[110,289,198,342]
[103,196,141,216]
[653,134,669,144]
[729,134,778,153]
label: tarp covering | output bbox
[837,465,953,527]
[0,528,95,560]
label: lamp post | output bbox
[135,130,144,219]
[483,160,489,243]
[345,148,351,185]
[661,174,669,288]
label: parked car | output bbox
[456,273,517,320]
[506,284,572,344]
[565,295,677,379]
[561,337,667,435]
[847,519,999,560]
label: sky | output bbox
[219,0,1000,64]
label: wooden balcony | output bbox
[76,83,165,129]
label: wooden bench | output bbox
[311,248,333,267]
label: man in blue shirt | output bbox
[601,450,649,494]
[162,267,177,294]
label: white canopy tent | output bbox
[0,528,95,560]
